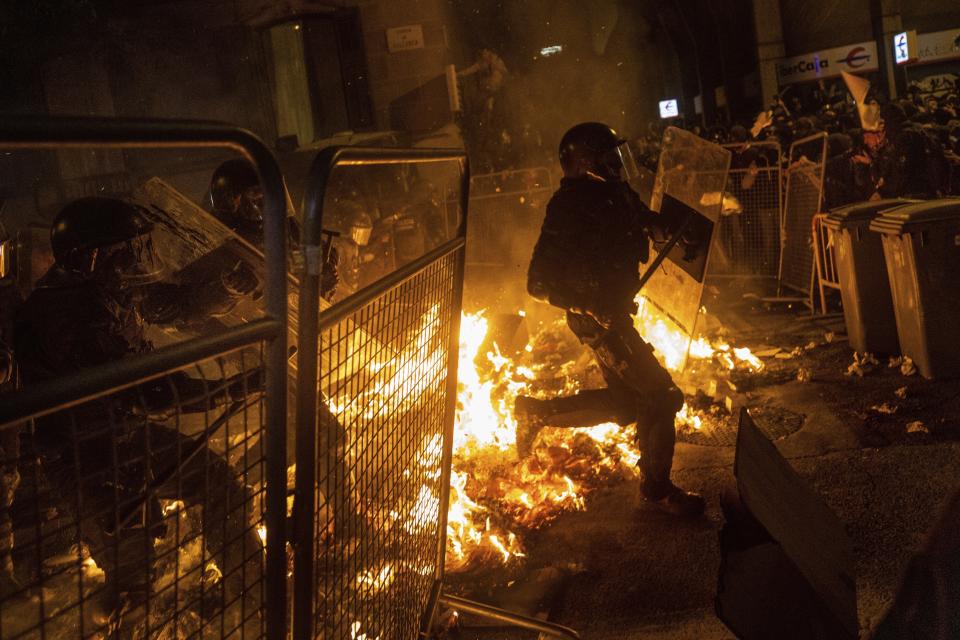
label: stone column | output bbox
[751,0,786,109]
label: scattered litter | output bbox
[774,351,795,360]
[706,380,718,398]
[804,341,817,351]
[726,379,738,392]
[824,332,835,343]
[724,396,734,413]
[845,352,880,377]
[755,347,783,358]
[894,386,908,399]
[797,368,812,382]
[900,357,917,377]
[870,402,897,414]
[906,420,929,434]
[790,347,803,357]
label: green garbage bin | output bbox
[869,199,960,379]
[823,199,918,355]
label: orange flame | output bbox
[446,295,762,570]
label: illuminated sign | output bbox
[776,41,879,85]
[894,32,909,63]
[540,45,563,57]
[893,31,919,65]
[659,99,679,119]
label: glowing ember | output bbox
[356,564,395,596]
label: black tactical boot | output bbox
[641,480,706,518]
[514,396,546,458]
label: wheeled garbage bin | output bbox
[823,199,917,355]
[869,199,960,379]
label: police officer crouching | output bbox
[14,198,263,633]
[516,122,705,518]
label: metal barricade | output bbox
[0,118,289,639]
[812,212,841,315]
[465,167,553,268]
[712,141,782,278]
[296,149,578,639]
[779,132,828,303]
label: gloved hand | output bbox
[221,260,259,296]
[587,299,638,329]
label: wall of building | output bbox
[779,0,873,55]
[901,0,960,34]
[350,0,456,130]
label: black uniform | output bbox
[526,176,685,499]
[14,265,262,630]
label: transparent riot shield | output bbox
[641,126,731,370]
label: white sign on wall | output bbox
[776,41,879,85]
[916,28,960,64]
[386,24,425,53]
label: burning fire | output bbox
[446,293,762,570]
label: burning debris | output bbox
[446,293,764,571]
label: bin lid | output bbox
[869,199,960,234]
[823,199,919,231]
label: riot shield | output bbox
[133,177,389,390]
[641,127,731,369]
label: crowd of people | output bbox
[631,78,960,211]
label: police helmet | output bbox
[51,197,163,286]
[558,122,637,181]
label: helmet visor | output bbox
[99,234,165,286]
[597,142,641,183]
[350,221,373,247]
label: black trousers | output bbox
[38,414,262,632]
[541,312,684,497]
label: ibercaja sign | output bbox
[776,41,879,85]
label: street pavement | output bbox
[455,290,960,639]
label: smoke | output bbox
[450,0,672,169]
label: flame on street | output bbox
[446,293,762,570]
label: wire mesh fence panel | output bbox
[0,344,269,640]
[297,148,467,640]
[313,253,456,639]
[712,142,782,277]
[465,167,552,268]
[0,119,291,640]
[779,133,828,297]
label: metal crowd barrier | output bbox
[811,212,841,315]
[0,118,289,639]
[296,148,578,639]
[465,167,553,268]
[779,132,828,304]
[712,141,782,278]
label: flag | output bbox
[841,71,881,131]
[751,110,773,138]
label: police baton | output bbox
[636,209,696,292]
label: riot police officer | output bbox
[208,158,338,299]
[14,197,263,632]
[515,122,705,518]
